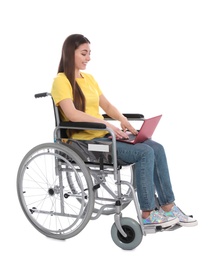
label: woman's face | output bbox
[75,43,91,71]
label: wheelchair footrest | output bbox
[144,223,182,234]
[144,226,157,234]
[164,223,182,231]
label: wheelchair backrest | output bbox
[34,92,67,138]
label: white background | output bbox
[1,0,220,258]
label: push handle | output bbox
[34,92,51,98]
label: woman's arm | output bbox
[59,98,103,123]
[99,94,138,135]
[59,98,130,139]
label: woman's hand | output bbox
[106,122,130,139]
[120,116,138,135]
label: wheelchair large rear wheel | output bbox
[17,142,95,240]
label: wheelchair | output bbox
[16,92,181,250]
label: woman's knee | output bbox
[136,144,155,160]
[145,140,165,154]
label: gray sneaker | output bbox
[159,205,198,227]
[142,210,179,228]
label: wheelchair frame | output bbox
[16,92,180,250]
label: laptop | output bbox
[117,114,162,144]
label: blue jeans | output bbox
[94,138,175,211]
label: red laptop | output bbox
[117,114,162,144]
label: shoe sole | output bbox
[178,220,198,227]
[144,217,179,228]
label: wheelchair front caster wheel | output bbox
[111,217,143,250]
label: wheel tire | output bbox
[111,217,143,250]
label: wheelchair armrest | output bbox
[60,121,106,129]
[103,113,145,120]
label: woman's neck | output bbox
[75,70,83,78]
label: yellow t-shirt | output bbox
[51,72,108,140]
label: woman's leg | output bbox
[144,139,175,207]
[144,140,198,227]
[92,138,179,226]
[116,141,156,211]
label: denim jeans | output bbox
[93,138,175,211]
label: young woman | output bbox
[51,34,197,228]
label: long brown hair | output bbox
[57,34,90,111]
